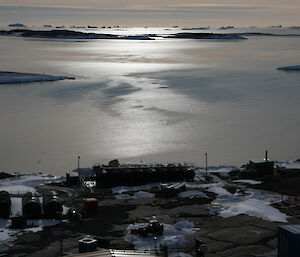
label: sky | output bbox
[0,0,299,27]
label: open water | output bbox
[0,27,300,175]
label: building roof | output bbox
[70,249,160,257]
[249,159,274,164]
[279,225,300,235]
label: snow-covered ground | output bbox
[113,169,288,223]
[112,180,215,194]
[0,218,59,254]
[207,180,288,222]
[0,174,62,194]
[112,183,162,194]
[113,181,209,199]
[194,165,239,174]
[0,71,73,84]
[194,165,238,179]
[178,190,208,199]
[115,191,155,200]
[72,167,94,177]
[275,159,300,169]
[124,221,198,250]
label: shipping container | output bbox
[278,225,300,257]
[82,198,98,215]
[11,216,27,229]
[0,191,11,218]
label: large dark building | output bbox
[94,163,195,188]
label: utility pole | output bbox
[205,153,208,176]
[78,156,80,171]
[56,212,63,256]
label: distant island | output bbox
[8,23,26,27]
[277,65,300,71]
[165,32,247,40]
[0,29,154,40]
[1,29,300,43]
[0,71,74,84]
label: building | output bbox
[70,249,161,257]
[94,163,195,188]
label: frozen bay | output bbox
[0,27,300,175]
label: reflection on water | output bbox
[0,28,300,175]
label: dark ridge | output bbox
[20,29,119,39]
[235,32,300,37]
[165,32,247,40]
[0,172,15,179]
[0,29,154,40]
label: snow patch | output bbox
[178,190,208,199]
[276,160,300,170]
[219,198,288,222]
[0,174,63,194]
[0,218,59,252]
[112,182,162,194]
[211,186,288,222]
[115,191,154,199]
[112,181,209,194]
[169,253,193,257]
[134,191,155,198]
[124,221,198,250]
[72,168,94,177]
[233,179,262,185]
[207,182,232,196]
